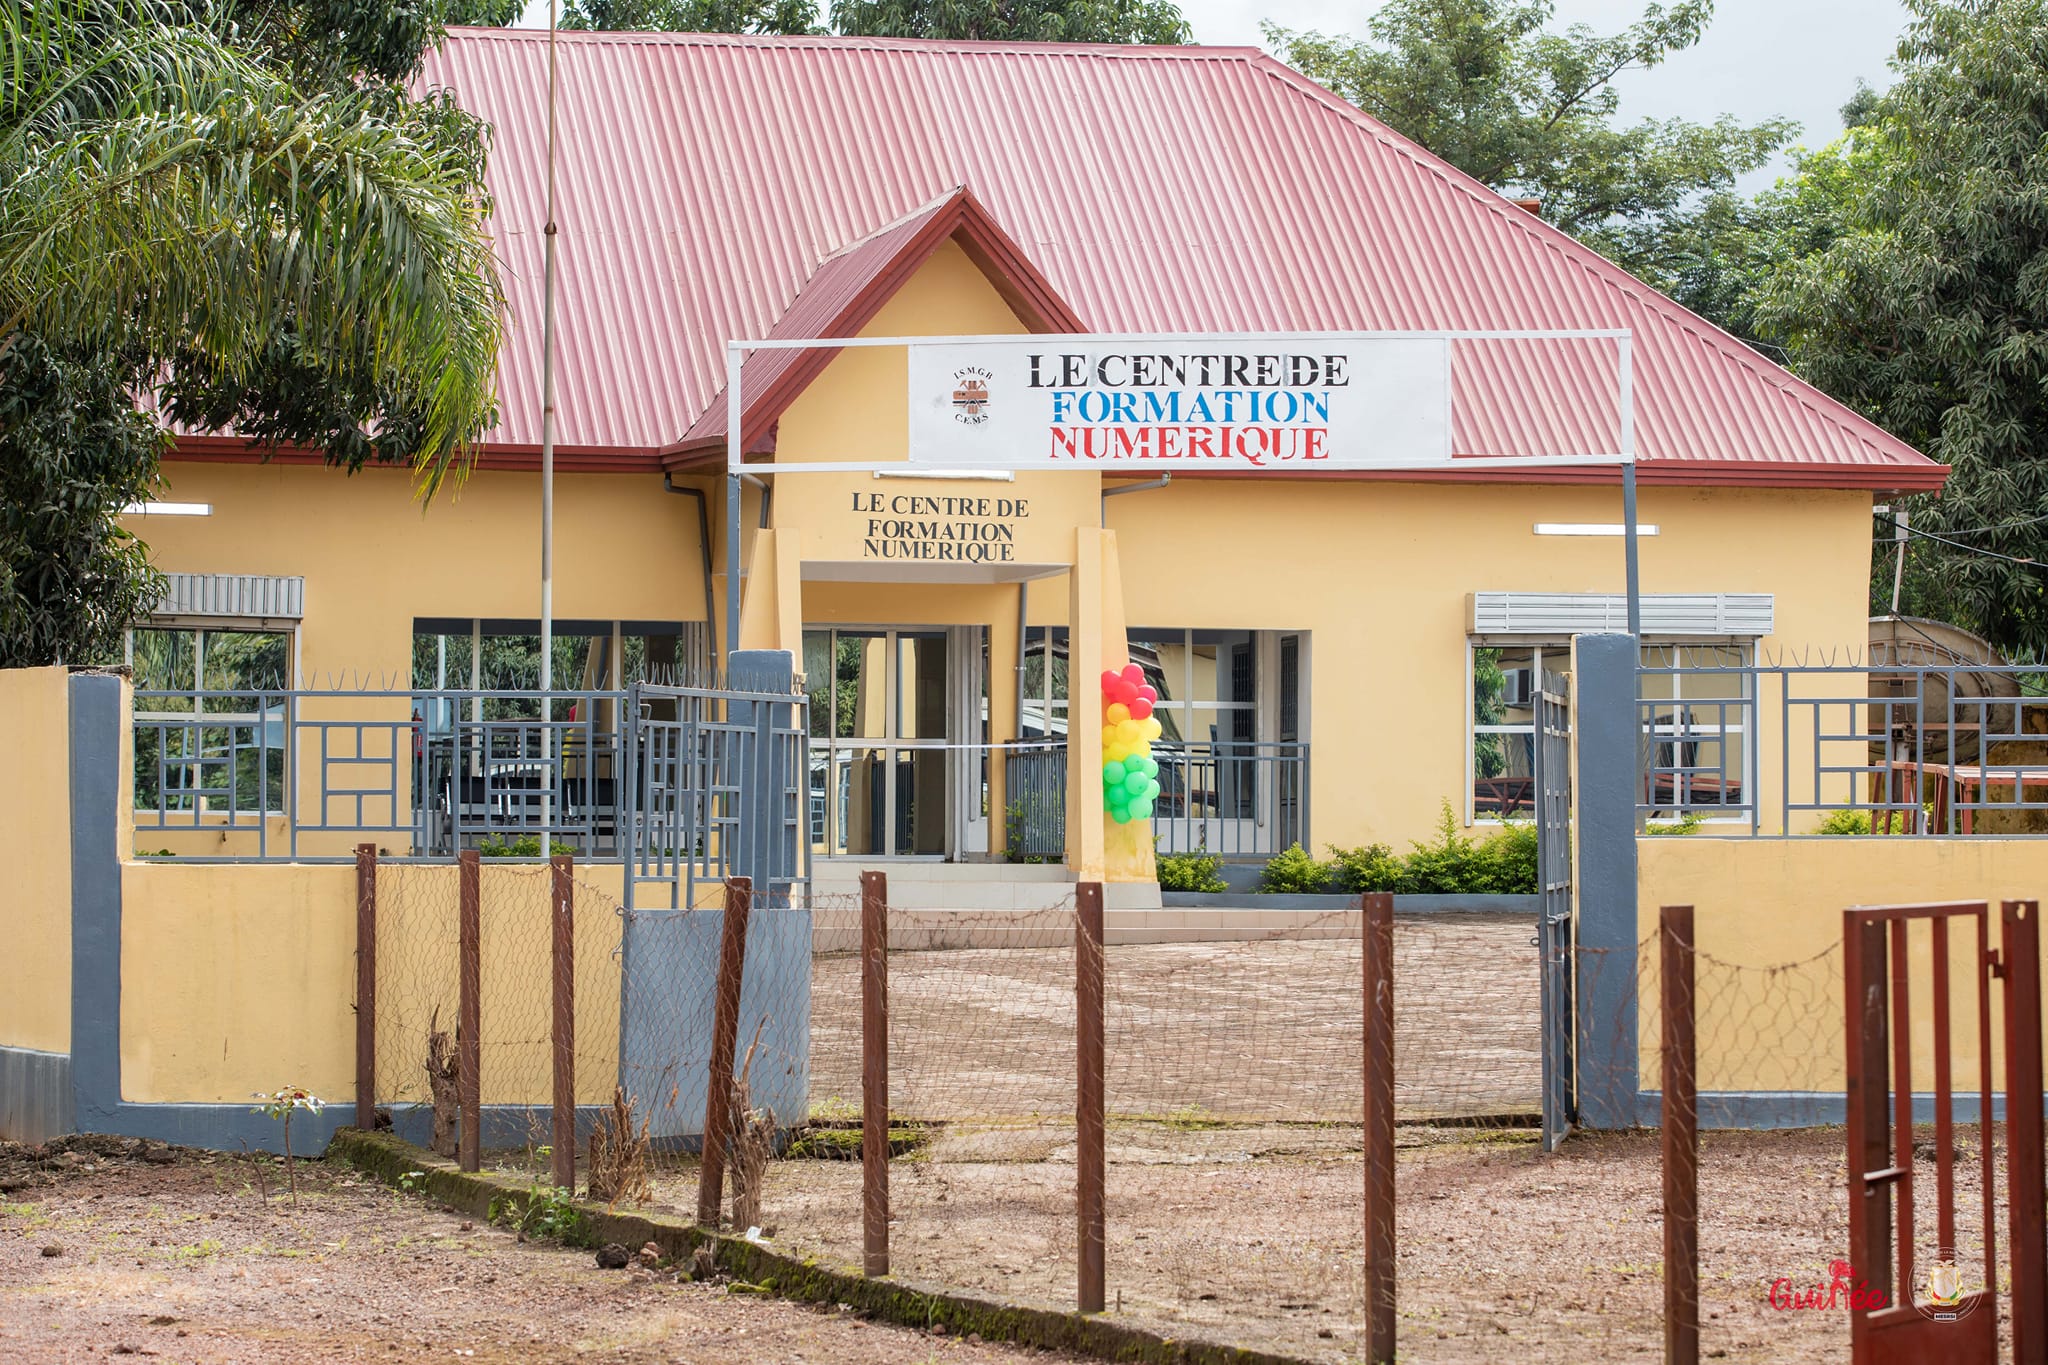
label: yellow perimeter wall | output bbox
[1,667,72,1054]
[1636,837,2048,1095]
[120,860,623,1106]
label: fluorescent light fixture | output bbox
[122,501,213,517]
[873,469,1015,482]
[1533,522,1658,536]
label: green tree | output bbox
[0,338,165,669]
[558,0,1187,43]
[563,0,823,33]
[830,0,1186,41]
[0,0,505,667]
[1751,0,2048,650]
[1266,0,1794,331]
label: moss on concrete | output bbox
[329,1127,1313,1365]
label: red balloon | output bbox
[1130,696,1154,720]
[1100,670,1122,696]
[1110,679,1138,706]
[1120,663,1144,685]
[1137,685,1158,705]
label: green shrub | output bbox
[478,834,574,858]
[1328,841,1403,893]
[1644,812,1705,836]
[1815,808,1873,836]
[1257,842,1334,894]
[1259,805,1541,897]
[1156,849,1229,893]
[1396,804,1489,894]
[1477,821,1539,895]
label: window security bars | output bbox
[1636,663,2048,835]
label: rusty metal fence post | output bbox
[698,875,752,1227]
[1076,881,1105,1314]
[458,849,481,1173]
[551,854,575,1193]
[2004,900,2047,1365]
[355,843,377,1131]
[1661,905,1698,1365]
[861,870,890,1277]
[1361,892,1395,1365]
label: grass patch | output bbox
[783,1122,934,1160]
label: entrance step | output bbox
[810,859,1077,912]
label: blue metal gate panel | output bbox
[618,905,812,1141]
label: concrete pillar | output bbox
[1572,632,1642,1129]
[1066,531,1106,879]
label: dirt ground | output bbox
[809,916,1543,1125]
[0,1136,1077,1365]
[642,1122,2011,1365]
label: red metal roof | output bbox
[395,29,1940,489]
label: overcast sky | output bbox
[514,0,1911,186]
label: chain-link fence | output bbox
[353,861,2048,1364]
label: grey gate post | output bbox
[1572,633,1643,1130]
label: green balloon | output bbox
[1103,759,1126,785]
[1122,771,1147,796]
[1140,755,1160,777]
[1142,777,1160,801]
[1108,802,1131,824]
[1131,798,1154,820]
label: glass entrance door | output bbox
[804,627,984,858]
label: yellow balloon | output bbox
[1142,717,1164,741]
[1106,744,1129,764]
[1105,702,1131,725]
[1117,719,1141,743]
[1101,724,1120,748]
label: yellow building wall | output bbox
[1110,479,1871,850]
[0,667,72,1054]
[119,859,623,1106]
[1637,836,2048,1095]
[126,465,712,857]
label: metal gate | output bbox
[1843,902,1998,1364]
[622,680,810,911]
[1534,668,1575,1152]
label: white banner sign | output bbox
[906,336,1451,471]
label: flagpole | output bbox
[540,0,560,842]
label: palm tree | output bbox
[0,0,504,490]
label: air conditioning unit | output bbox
[1500,668,1534,708]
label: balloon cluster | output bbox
[1101,663,1164,824]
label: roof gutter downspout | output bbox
[664,474,721,670]
[1101,472,1171,521]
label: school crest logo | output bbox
[950,366,992,424]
